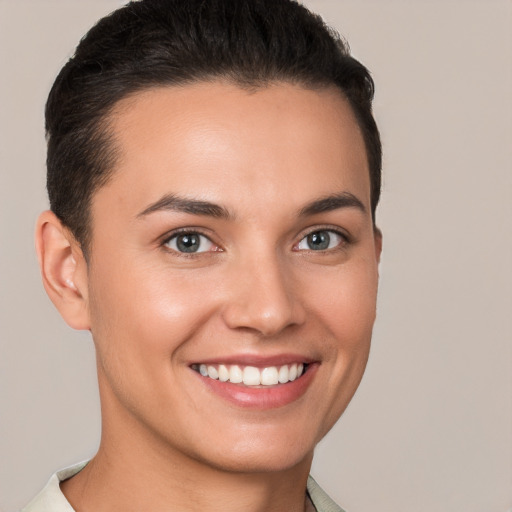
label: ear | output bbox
[373,226,383,264]
[35,210,91,330]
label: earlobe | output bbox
[35,210,91,330]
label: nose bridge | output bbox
[222,247,304,336]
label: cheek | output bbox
[87,261,220,384]
[86,262,225,427]
[308,259,378,344]
[304,260,378,432]
[91,260,207,335]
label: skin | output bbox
[36,81,381,512]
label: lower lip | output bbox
[194,364,318,409]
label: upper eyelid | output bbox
[298,225,351,241]
[160,227,216,245]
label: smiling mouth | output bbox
[191,363,308,386]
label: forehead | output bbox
[95,81,370,218]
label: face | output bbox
[82,82,380,473]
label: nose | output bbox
[221,253,306,337]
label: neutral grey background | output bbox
[1,1,511,511]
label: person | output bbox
[23,0,382,510]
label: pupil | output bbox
[177,234,200,253]
[307,231,330,250]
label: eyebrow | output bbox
[298,192,367,217]
[137,194,233,220]
[137,191,366,220]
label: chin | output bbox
[203,448,313,475]
[186,427,318,475]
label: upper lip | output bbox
[189,353,317,367]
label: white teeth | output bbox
[261,366,279,386]
[218,364,229,382]
[207,365,218,380]
[243,366,261,386]
[195,363,307,386]
[278,365,289,383]
[229,365,243,383]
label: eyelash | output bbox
[160,226,351,256]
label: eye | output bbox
[296,229,345,251]
[164,232,217,253]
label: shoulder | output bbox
[307,475,347,512]
[21,461,88,512]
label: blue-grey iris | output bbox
[176,234,200,253]
[307,231,330,250]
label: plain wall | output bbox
[0,1,510,511]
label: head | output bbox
[37,0,382,476]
